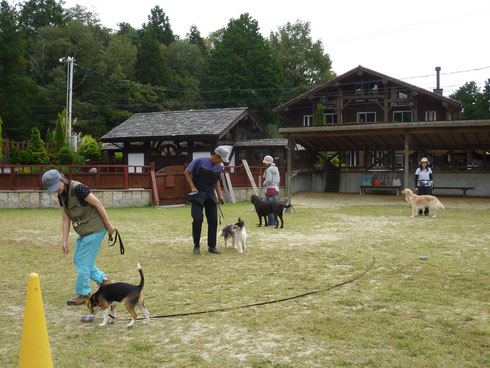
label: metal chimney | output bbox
[433,66,443,95]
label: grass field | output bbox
[1,193,489,367]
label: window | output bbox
[393,111,413,122]
[303,115,312,127]
[324,113,337,124]
[369,82,379,95]
[349,151,359,166]
[398,90,409,99]
[357,112,376,123]
[425,111,437,121]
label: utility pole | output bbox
[59,56,77,151]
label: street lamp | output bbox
[59,56,77,151]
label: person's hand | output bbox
[190,186,198,193]
[107,225,116,236]
[62,242,69,254]
[218,195,225,204]
[415,188,419,194]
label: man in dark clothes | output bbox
[184,146,229,254]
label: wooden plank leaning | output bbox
[224,170,236,203]
[242,159,259,196]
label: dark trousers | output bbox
[191,198,217,248]
[417,185,432,215]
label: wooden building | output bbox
[100,107,262,171]
[274,66,490,197]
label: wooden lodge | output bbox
[275,66,490,197]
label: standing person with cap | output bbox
[415,157,434,216]
[262,155,280,226]
[41,169,115,305]
[184,146,228,254]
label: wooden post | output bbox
[149,162,159,206]
[404,132,410,189]
[242,159,259,196]
[124,165,129,190]
[286,136,293,206]
[224,171,236,203]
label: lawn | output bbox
[0,193,489,367]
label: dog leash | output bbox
[217,203,227,226]
[130,257,375,321]
[108,229,125,255]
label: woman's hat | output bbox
[263,155,273,165]
[42,169,62,194]
[420,157,430,164]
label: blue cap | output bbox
[42,169,62,194]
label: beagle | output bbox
[87,263,149,327]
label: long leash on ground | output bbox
[108,229,125,255]
[141,257,375,321]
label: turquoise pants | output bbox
[73,229,107,296]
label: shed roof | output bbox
[100,107,262,142]
[234,139,288,148]
[279,120,490,151]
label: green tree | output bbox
[269,20,335,87]
[28,127,49,164]
[135,28,169,86]
[144,6,175,46]
[315,103,324,125]
[186,24,207,55]
[200,13,284,126]
[18,0,66,36]
[0,0,36,139]
[0,115,3,160]
[58,145,75,164]
[450,81,490,120]
[54,111,66,151]
[78,135,101,161]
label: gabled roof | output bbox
[101,107,262,142]
[273,65,462,113]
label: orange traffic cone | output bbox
[18,273,53,368]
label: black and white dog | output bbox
[219,218,247,253]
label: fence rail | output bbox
[0,165,153,191]
[223,165,286,188]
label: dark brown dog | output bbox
[87,263,149,327]
[250,194,292,228]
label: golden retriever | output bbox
[401,188,445,218]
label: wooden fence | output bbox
[1,138,55,155]
[0,165,154,191]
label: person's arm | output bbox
[84,193,116,235]
[61,207,70,254]
[215,180,225,204]
[184,168,198,193]
[263,168,272,186]
[414,174,419,187]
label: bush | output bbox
[78,135,101,161]
[28,127,49,165]
[10,148,20,164]
[0,115,3,161]
[58,146,75,165]
[19,150,33,164]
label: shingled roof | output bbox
[101,107,262,142]
[234,139,288,148]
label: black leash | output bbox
[108,229,125,255]
[217,202,227,226]
[139,257,375,320]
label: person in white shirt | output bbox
[414,157,433,216]
[262,155,280,226]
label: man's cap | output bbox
[263,155,273,165]
[42,169,62,194]
[214,146,230,163]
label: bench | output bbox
[432,186,474,198]
[360,185,401,196]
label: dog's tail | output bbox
[434,200,445,211]
[137,263,144,290]
[218,230,223,237]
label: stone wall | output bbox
[0,189,152,209]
